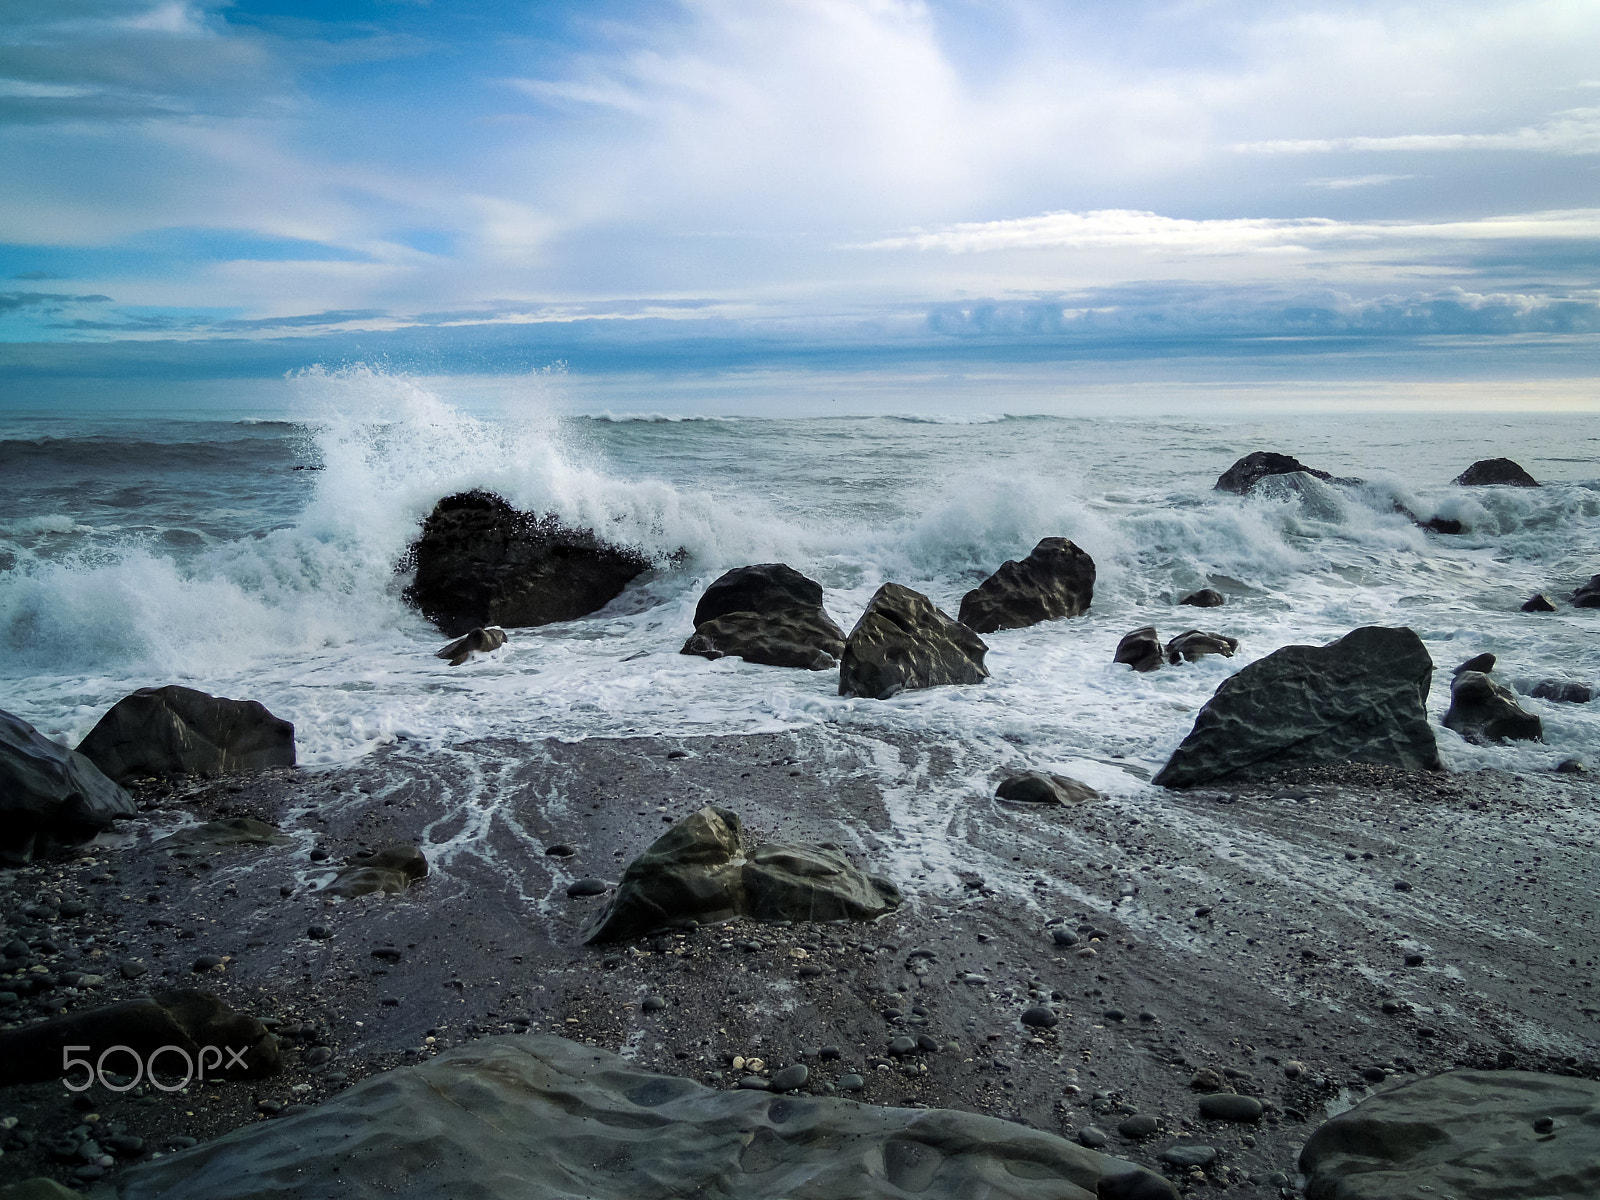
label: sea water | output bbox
[2,367,1597,800]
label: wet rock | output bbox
[1574,575,1600,609]
[1522,593,1558,613]
[1020,1006,1059,1029]
[1453,458,1539,487]
[837,1073,864,1090]
[435,626,506,666]
[1118,1114,1159,1139]
[566,878,609,898]
[1198,1094,1262,1122]
[404,490,649,636]
[323,845,430,898]
[1418,516,1463,535]
[76,686,295,782]
[1531,679,1592,704]
[1443,671,1543,744]
[995,772,1101,805]
[1214,451,1337,494]
[1179,589,1224,608]
[1453,653,1496,675]
[1154,626,1441,788]
[1556,758,1587,774]
[889,1035,918,1055]
[1299,1069,1600,1200]
[1097,1167,1181,1199]
[957,537,1096,634]
[0,708,135,864]
[582,806,900,943]
[770,1063,808,1091]
[1164,630,1238,664]
[839,583,988,699]
[1114,627,1163,673]
[1078,1126,1108,1148]
[1189,1069,1226,1092]
[159,818,292,853]
[681,564,846,670]
[1159,1144,1217,1169]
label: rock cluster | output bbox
[957,537,1095,633]
[839,583,988,699]
[76,686,295,783]
[681,564,846,670]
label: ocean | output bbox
[2,366,1597,796]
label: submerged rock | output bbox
[1214,451,1336,494]
[76,685,295,783]
[582,806,900,942]
[957,537,1095,633]
[839,583,988,699]
[1530,679,1592,704]
[1154,626,1441,788]
[1299,1069,1600,1200]
[1114,627,1163,673]
[323,845,429,898]
[1165,630,1239,664]
[1453,457,1540,487]
[160,817,292,853]
[1444,671,1543,744]
[1522,593,1558,612]
[995,771,1102,805]
[0,708,135,863]
[681,565,846,669]
[435,626,506,666]
[1574,575,1600,608]
[405,490,649,636]
[1251,471,1347,521]
[105,1033,1172,1200]
[1179,588,1224,608]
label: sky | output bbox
[1,0,1599,403]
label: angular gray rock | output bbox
[76,686,295,783]
[1154,626,1442,788]
[839,583,988,699]
[322,845,429,898]
[995,771,1102,805]
[1114,627,1163,673]
[0,708,135,863]
[957,537,1095,633]
[435,626,505,666]
[1443,671,1543,744]
[404,490,649,636]
[1179,588,1224,608]
[105,1034,1172,1200]
[1453,457,1540,486]
[1453,652,1495,675]
[1299,1069,1600,1200]
[1214,451,1336,494]
[1574,575,1600,608]
[682,564,847,670]
[583,806,900,942]
[1165,630,1238,664]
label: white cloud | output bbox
[1238,106,1600,156]
[1305,174,1416,189]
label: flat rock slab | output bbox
[100,1034,1169,1200]
[1299,1069,1600,1200]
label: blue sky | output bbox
[2,0,1598,396]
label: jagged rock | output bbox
[583,806,900,943]
[0,990,279,1087]
[1179,589,1224,608]
[76,686,295,783]
[956,537,1095,633]
[322,845,429,898]
[1299,1069,1600,1200]
[1453,458,1540,487]
[1214,451,1336,494]
[681,565,846,669]
[1154,626,1441,788]
[160,818,292,854]
[0,708,135,863]
[995,772,1101,805]
[1444,672,1543,744]
[1454,652,1496,675]
[1165,630,1239,664]
[1530,680,1592,704]
[105,1034,1172,1200]
[693,562,828,627]
[1522,593,1558,612]
[1114,627,1163,673]
[436,626,505,666]
[1574,575,1600,608]
[839,583,988,699]
[404,490,649,636]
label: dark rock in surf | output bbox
[1179,588,1224,608]
[0,708,135,864]
[405,491,649,637]
[681,565,846,669]
[1113,627,1163,673]
[1153,626,1441,788]
[1453,653,1496,675]
[1522,593,1558,612]
[838,583,988,699]
[1574,575,1600,608]
[1419,516,1463,535]
[1299,1069,1600,1200]
[995,771,1101,805]
[956,537,1095,633]
[436,626,505,666]
[322,845,429,898]
[1214,451,1335,494]
[76,686,295,783]
[582,806,900,943]
[1443,672,1543,745]
[1453,458,1540,487]
[1165,630,1239,664]
[1530,679,1592,704]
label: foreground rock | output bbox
[583,806,900,942]
[76,686,295,783]
[103,1034,1173,1200]
[1574,575,1600,608]
[957,537,1095,633]
[1114,627,1163,673]
[839,583,988,699]
[1214,451,1336,494]
[1444,671,1543,744]
[0,990,279,1087]
[435,625,505,666]
[1154,626,1441,788]
[681,564,846,669]
[322,844,429,898]
[404,490,650,636]
[995,771,1102,805]
[1299,1069,1600,1200]
[1164,630,1238,664]
[1453,457,1540,486]
[0,708,135,863]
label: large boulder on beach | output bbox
[104,1033,1174,1200]
[1299,1069,1600,1200]
[957,537,1095,633]
[0,709,135,863]
[76,686,295,783]
[1574,575,1600,608]
[681,564,846,669]
[0,989,279,1087]
[405,490,649,636]
[1453,457,1539,486]
[582,806,900,943]
[1154,626,1441,788]
[1214,451,1335,494]
[1444,671,1543,744]
[839,583,989,699]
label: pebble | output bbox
[1103,1008,1125,1022]
[641,995,668,1012]
[1283,1061,1305,1079]
[1404,952,1425,966]
[797,964,822,978]
[1198,1094,1262,1122]
[737,1076,771,1091]
[1051,929,1079,947]
[1160,1144,1217,1168]
[566,878,608,898]
[545,844,576,857]
[888,1036,918,1056]
[1118,1114,1159,1139]
[1189,1068,1225,1092]
[257,1101,283,1115]
[1362,1066,1389,1083]
[770,1064,808,1092]
[916,1034,939,1053]
[306,924,333,940]
[59,901,88,918]
[818,1045,841,1060]
[1533,1116,1555,1134]
[1020,1006,1059,1029]
[1077,1126,1108,1148]
[1075,948,1097,959]
[309,848,329,862]
[192,954,224,972]
[838,1074,864,1090]
[304,1046,333,1067]
[371,946,403,962]
[1394,880,1413,892]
